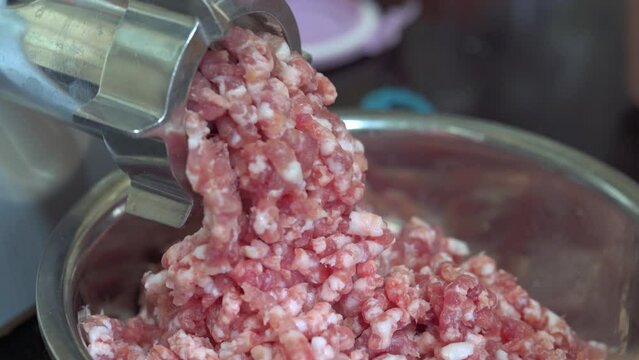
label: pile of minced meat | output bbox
[81,27,607,360]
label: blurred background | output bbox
[317,0,638,181]
[1,0,639,357]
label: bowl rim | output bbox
[36,110,639,359]
[340,110,639,220]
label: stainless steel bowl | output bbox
[37,111,639,359]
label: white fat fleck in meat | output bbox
[272,245,285,257]
[169,330,219,359]
[283,230,297,243]
[283,298,303,316]
[251,345,273,360]
[276,42,291,61]
[319,254,336,267]
[452,283,469,296]
[242,242,269,259]
[312,115,333,130]
[320,285,339,302]
[312,237,327,254]
[294,318,308,333]
[213,76,228,93]
[386,218,402,235]
[537,330,555,344]
[402,243,419,260]
[167,316,181,331]
[188,137,203,152]
[371,309,404,349]
[333,176,350,193]
[192,245,207,260]
[199,277,220,297]
[226,84,248,99]
[464,333,484,347]
[249,155,268,175]
[297,102,314,114]
[376,356,407,360]
[200,87,220,102]
[176,268,195,287]
[86,319,117,359]
[495,349,509,360]
[373,316,393,337]
[407,299,428,316]
[259,102,275,120]
[477,290,492,309]
[498,298,520,319]
[444,327,462,342]
[431,252,453,268]
[546,310,562,328]
[231,105,258,126]
[328,275,346,291]
[338,138,354,153]
[311,336,336,359]
[447,238,470,256]
[334,235,353,249]
[419,266,434,276]
[281,160,304,184]
[362,304,385,322]
[301,219,315,232]
[229,132,242,147]
[186,167,200,187]
[269,78,290,97]
[347,211,385,237]
[248,80,266,96]
[253,209,276,235]
[89,343,115,359]
[185,118,208,151]
[144,271,167,290]
[480,262,496,276]
[320,138,338,156]
[441,342,475,360]
[280,63,301,87]
[342,293,360,311]
[463,308,475,321]
[523,299,542,320]
[364,241,385,257]
[295,248,313,268]
[88,323,112,344]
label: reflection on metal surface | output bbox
[126,180,192,229]
[36,113,639,358]
[0,0,301,228]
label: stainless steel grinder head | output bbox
[0,0,302,227]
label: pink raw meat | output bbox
[81,27,607,360]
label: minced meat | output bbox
[80,27,607,360]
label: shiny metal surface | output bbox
[0,0,301,228]
[37,112,639,359]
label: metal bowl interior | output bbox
[37,112,639,359]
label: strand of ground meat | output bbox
[80,27,607,360]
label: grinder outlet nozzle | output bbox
[0,0,302,227]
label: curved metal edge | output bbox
[36,171,130,360]
[74,1,204,136]
[213,0,302,54]
[71,0,302,228]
